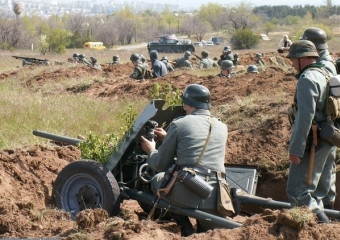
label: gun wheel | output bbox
[52,160,120,220]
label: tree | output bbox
[44,28,71,54]
[226,3,260,30]
[263,22,276,35]
[65,13,91,48]
[191,16,211,42]
[232,28,261,49]
[198,3,225,31]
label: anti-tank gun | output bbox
[32,100,340,228]
[12,56,51,67]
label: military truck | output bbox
[147,34,195,53]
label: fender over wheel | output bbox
[52,160,121,220]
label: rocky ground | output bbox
[1,51,340,239]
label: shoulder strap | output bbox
[195,117,214,165]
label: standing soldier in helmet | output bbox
[286,40,335,223]
[161,56,174,72]
[111,55,120,65]
[301,27,337,211]
[198,51,219,69]
[301,27,337,76]
[175,51,193,69]
[129,53,151,80]
[216,60,236,78]
[141,84,228,237]
[218,46,234,66]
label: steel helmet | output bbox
[90,57,97,64]
[224,46,231,53]
[302,27,328,50]
[181,84,211,110]
[201,51,209,58]
[286,40,319,59]
[112,55,120,61]
[139,54,146,63]
[184,51,191,58]
[130,53,140,62]
[161,56,168,62]
[221,60,234,70]
[256,53,262,58]
[247,65,259,73]
[73,53,79,58]
[78,54,86,59]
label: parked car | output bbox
[193,42,203,47]
[205,41,214,46]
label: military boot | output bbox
[170,213,195,237]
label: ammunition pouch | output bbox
[177,167,213,199]
[287,102,297,126]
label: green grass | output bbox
[0,76,147,149]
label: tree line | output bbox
[0,2,339,54]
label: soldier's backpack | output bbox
[325,75,340,120]
[335,58,340,74]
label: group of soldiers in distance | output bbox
[123,46,266,80]
[66,46,266,78]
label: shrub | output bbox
[231,28,261,50]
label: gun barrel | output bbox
[32,130,82,146]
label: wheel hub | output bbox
[77,185,100,210]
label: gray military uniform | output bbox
[175,57,193,69]
[199,58,219,69]
[318,49,337,76]
[287,64,336,213]
[317,49,337,208]
[147,109,227,213]
[129,61,148,80]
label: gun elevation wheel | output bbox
[52,160,120,220]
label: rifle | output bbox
[147,164,178,220]
[191,52,202,60]
[12,56,51,66]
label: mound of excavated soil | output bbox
[1,52,340,239]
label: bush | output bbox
[231,28,261,50]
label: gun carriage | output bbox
[33,100,340,228]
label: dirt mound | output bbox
[1,52,340,239]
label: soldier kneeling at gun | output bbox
[141,84,239,237]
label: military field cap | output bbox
[201,50,209,57]
[286,40,319,59]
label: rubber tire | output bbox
[52,159,121,220]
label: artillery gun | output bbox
[33,100,340,228]
[147,34,195,53]
[12,56,51,67]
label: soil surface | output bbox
[1,52,340,239]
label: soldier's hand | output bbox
[141,136,155,154]
[289,153,301,164]
[154,128,166,141]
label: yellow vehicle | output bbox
[83,42,106,50]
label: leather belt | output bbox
[179,165,226,179]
